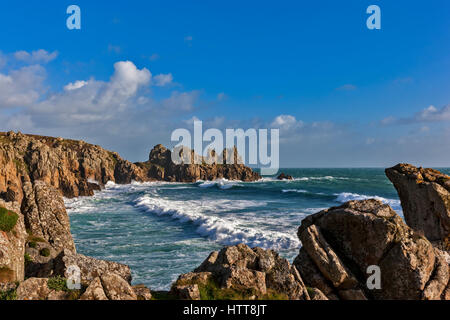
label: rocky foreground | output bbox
[0,132,448,300]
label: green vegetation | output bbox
[151,291,176,300]
[0,288,17,300]
[0,207,19,232]
[306,287,315,296]
[46,276,84,300]
[173,278,288,300]
[24,253,32,264]
[28,241,37,248]
[27,234,46,243]
[39,248,51,257]
[47,276,68,292]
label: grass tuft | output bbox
[0,207,19,232]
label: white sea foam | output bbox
[335,192,402,214]
[133,194,300,250]
[197,178,237,190]
[282,189,307,193]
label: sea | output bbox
[64,168,450,290]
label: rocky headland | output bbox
[0,132,448,300]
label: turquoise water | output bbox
[65,168,450,290]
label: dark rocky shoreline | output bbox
[0,131,448,300]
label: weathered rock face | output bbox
[136,144,261,183]
[172,244,310,300]
[53,249,132,286]
[16,278,51,300]
[293,199,449,300]
[0,200,26,283]
[21,181,75,253]
[385,163,450,247]
[80,273,140,300]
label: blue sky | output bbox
[0,0,449,167]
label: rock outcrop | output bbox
[293,199,449,300]
[386,163,450,248]
[171,243,310,300]
[21,181,75,253]
[277,173,293,180]
[136,144,261,182]
[52,249,132,285]
[0,200,26,283]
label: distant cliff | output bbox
[0,131,260,200]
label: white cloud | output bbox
[380,116,396,125]
[162,91,199,111]
[183,116,200,125]
[384,105,450,126]
[31,61,151,122]
[415,105,450,122]
[154,73,173,87]
[0,65,46,108]
[14,49,58,64]
[270,114,303,129]
[64,80,88,91]
[0,52,6,69]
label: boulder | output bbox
[53,249,132,286]
[16,278,51,300]
[294,199,449,300]
[173,244,310,300]
[172,284,201,300]
[307,287,329,300]
[132,284,153,300]
[79,277,108,300]
[100,273,137,300]
[386,163,450,247]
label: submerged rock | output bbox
[386,163,450,248]
[277,173,293,180]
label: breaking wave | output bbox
[133,194,300,250]
[335,192,402,213]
